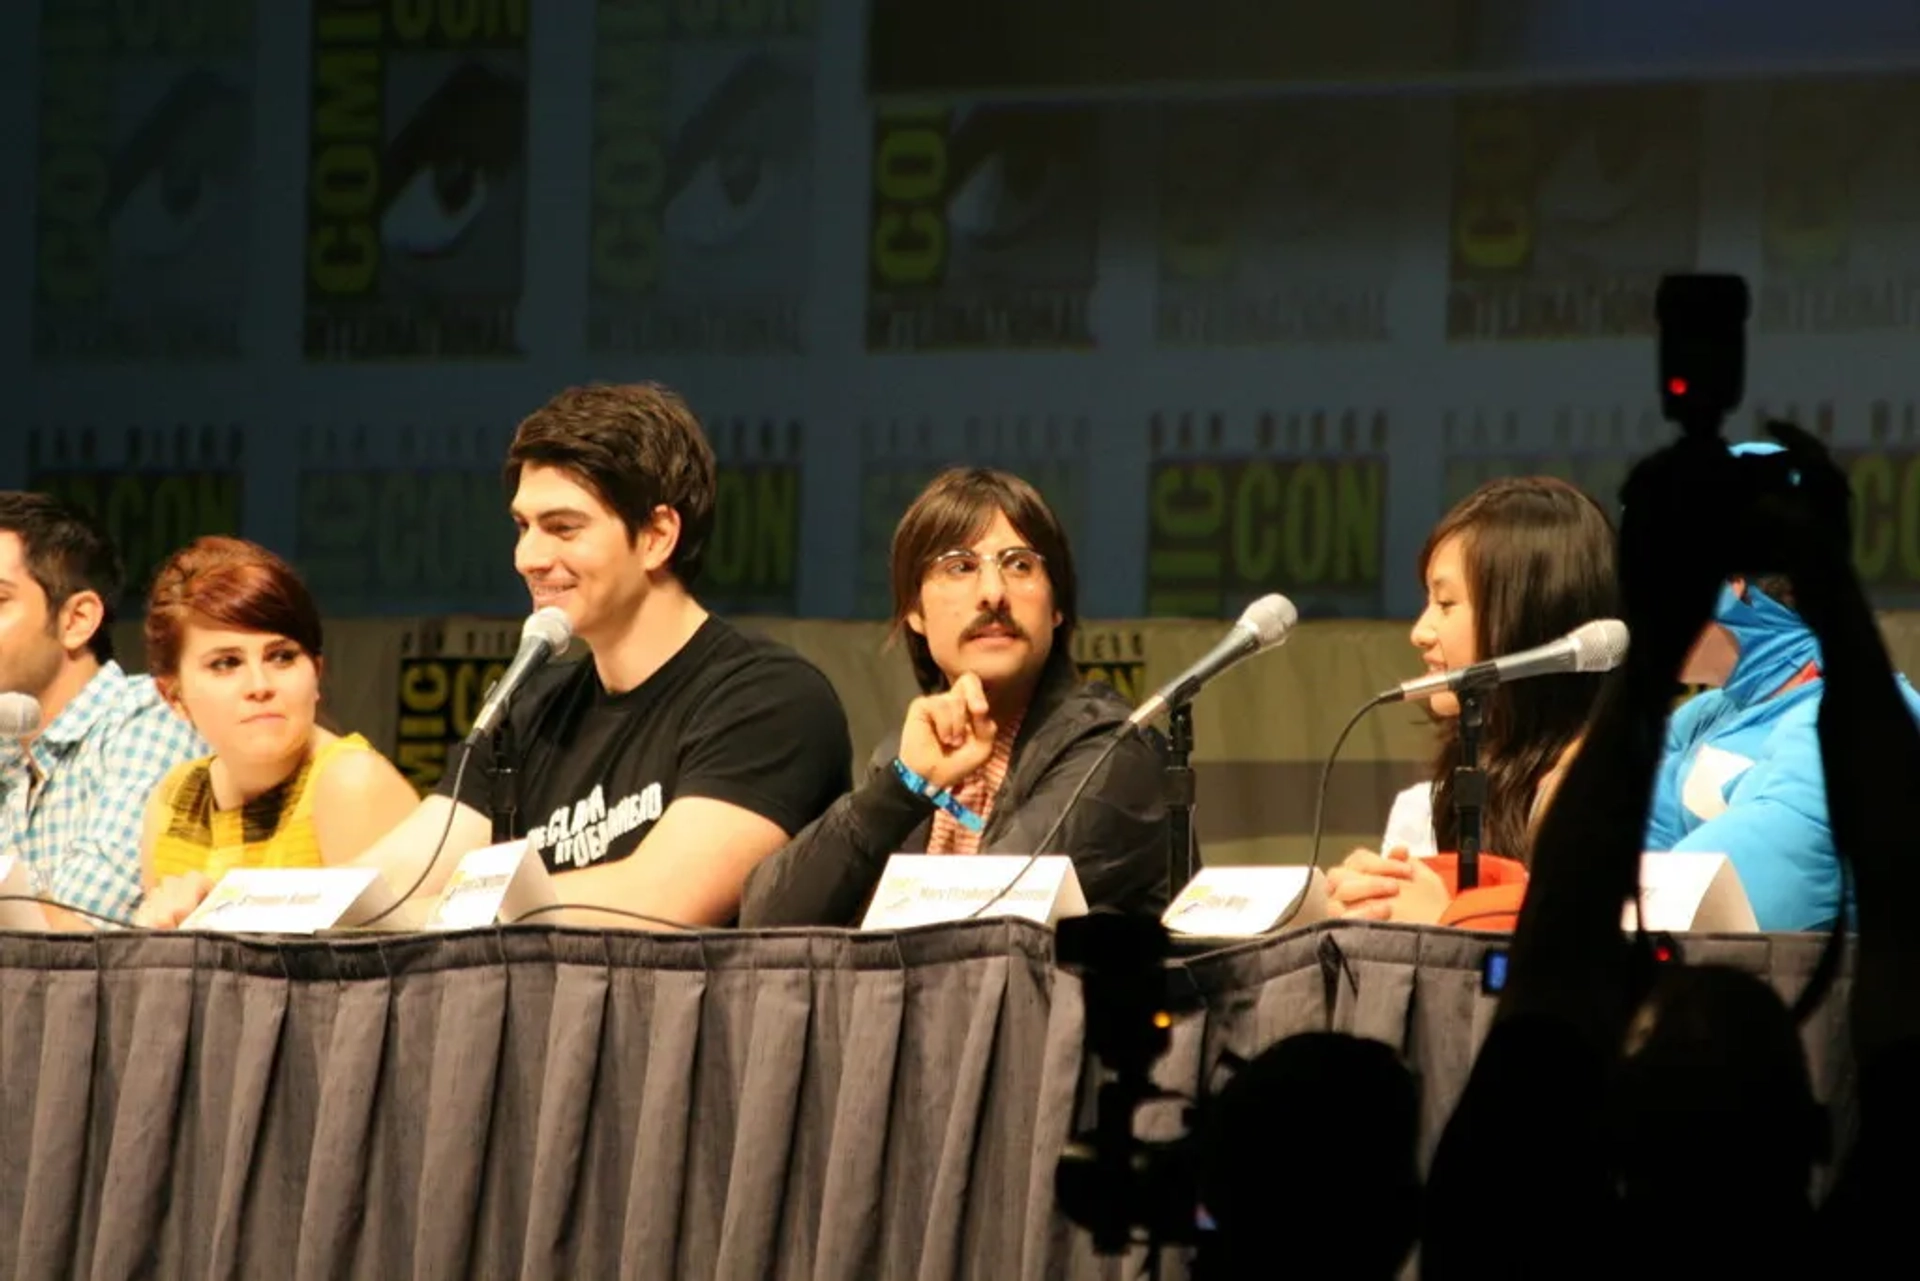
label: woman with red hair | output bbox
[132,537,418,911]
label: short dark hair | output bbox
[504,382,717,586]
[888,468,1078,693]
[0,491,123,663]
[146,537,326,690]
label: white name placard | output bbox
[180,867,386,935]
[427,839,557,930]
[1162,866,1328,937]
[0,855,49,930]
[861,855,1087,930]
[1624,852,1759,933]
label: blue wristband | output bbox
[892,757,985,833]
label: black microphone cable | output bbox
[359,637,562,929]
[355,740,478,928]
[1282,690,1395,933]
[507,903,698,929]
[964,725,1139,921]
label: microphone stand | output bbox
[1165,704,1196,895]
[490,714,519,843]
[1453,689,1486,891]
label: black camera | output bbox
[1656,272,1749,433]
[1654,272,1815,573]
[1053,912,1209,1256]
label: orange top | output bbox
[1426,853,1530,931]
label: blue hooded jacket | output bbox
[1644,442,1920,930]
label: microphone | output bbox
[969,594,1298,919]
[0,693,41,737]
[466,607,573,744]
[1386,619,1629,703]
[1127,594,1299,727]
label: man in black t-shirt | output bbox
[439,609,848,918]
[738,468,1169,926]
[412,382,851,923]
[146,382,851,929]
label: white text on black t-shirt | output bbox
[529,781,665,871]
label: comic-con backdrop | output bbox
[10,1,1920,622]
[12,2,1920,862]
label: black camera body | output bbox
[1657,272,1749,432]
[1723,445,1812,579]
[1052,912,1209,1256]
[1655,272,1809,575]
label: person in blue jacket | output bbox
[1648,440,1920,931]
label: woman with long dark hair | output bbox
[1331,476,1619,923]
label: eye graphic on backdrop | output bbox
[115,160,216,259]
[944,108,1074,253]
[1160,200,1238,279]
[109,72,249,260]
[1248,122,1358,241]
[380,62,525,260]
[947,149,1059,249]
[1158,109,1256,280]
[1536,119,1658,234]
[1761,85,1899,270]
[664,148,766,249]
[384,161,490,257]
[663,55,811,251]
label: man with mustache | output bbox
[738,468,1170,925]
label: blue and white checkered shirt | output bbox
[0,662,206,924]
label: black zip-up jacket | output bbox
[737,656,1172,926]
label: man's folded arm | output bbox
[737,752,934,927]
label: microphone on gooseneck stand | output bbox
[470,607,573,844]
[467,607,573,745]
[1383,618,1624,890]
[1126,594,1299,727]
[1295,619,1631,919]
[1135,594,1297,894]
[358,608,574,928]
[1382,619,1629,705]
[0,693,42,738]
[968,594,1300,920]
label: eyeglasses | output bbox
[925,546,1048,591]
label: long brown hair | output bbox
[1423,478,1617,865]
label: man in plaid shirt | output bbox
[0,493,204,926]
